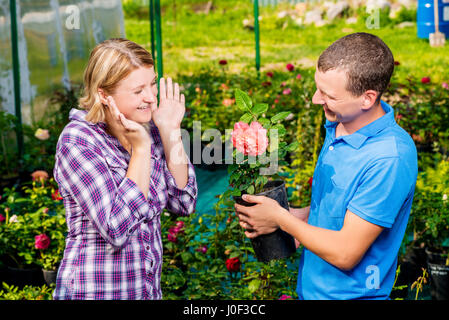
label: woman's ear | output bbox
[361,90,379,111]
[97,88,108,106]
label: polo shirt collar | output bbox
[324,101,396,149]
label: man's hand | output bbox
[235,194,289,239]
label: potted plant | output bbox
[0,178,66,287]
[0,207,44,288]
[227,89,299,262]
[407,159,449,300]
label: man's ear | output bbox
[361,90,379,111]
[97,88,108,106]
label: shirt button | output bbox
[329,145,334,151]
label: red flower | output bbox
[266,71,274,78]
[35,234,51,250]
[279,294,292,300]
[226,257,241,272]
[0,214,5,223]
[296,74,302,80]
[421,77,430,84]
[51,190,63,201]
[219,59,228,65]
[167,232,177,243]
[286,63,294,72]
[308,177,313,188]
[261,81,272,87]
[196,245,208,254]
[394,61,400,66]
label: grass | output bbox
[124,0,449,82]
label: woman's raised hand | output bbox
[152,77,185,134]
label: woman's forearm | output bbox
[159,129,189,189]
[126,145,151,199]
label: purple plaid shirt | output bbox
[52,108,197,300]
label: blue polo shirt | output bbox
[296,101,418,300]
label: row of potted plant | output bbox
[0,175,66,288]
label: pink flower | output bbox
[219,59,227,65]
[222,98,235,107]
[282,88,292,95]
[266,71,274,78]
[231,121,268,157]
[421,77,430,84]
[280,81,287,87]
[196,245,208,254]
[43,207,49,214]
[296,74,302,80]
[173,221,185,234]
[34,128,50,140]
[35,234,51,250]
[31,170,49,182]
[0,214,5,223]
[442,82,449,90]
[286,63,294,72]
[167,232,177,243]
[279,294,292,300]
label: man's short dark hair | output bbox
[317,32,394,102]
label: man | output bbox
[235,33,418,300]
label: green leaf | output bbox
[252,103,268,115]
[235,89,252,112]
[285,141,300,151]
[247,185,255,194]
[258,118,271,129]
[239,113,253,123]
[248,279,261,293]
[271,111,291,123]
[271,124,286,136]
[231,189,241,196]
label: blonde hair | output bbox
[79,38,154,123]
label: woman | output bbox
[52,38,197,300]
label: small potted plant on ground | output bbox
[228,89,299,262]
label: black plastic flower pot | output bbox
[233,180,296,263]
[5,266,45,289]
[425,248,449,300]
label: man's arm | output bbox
[236,197,383,271]
[278,208,383,270]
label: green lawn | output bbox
[124,1,449,82]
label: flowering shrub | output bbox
[0,178,66,270]
[228,89,299,196]
[160,208,300,300]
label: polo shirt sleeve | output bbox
[347,156,414,228]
